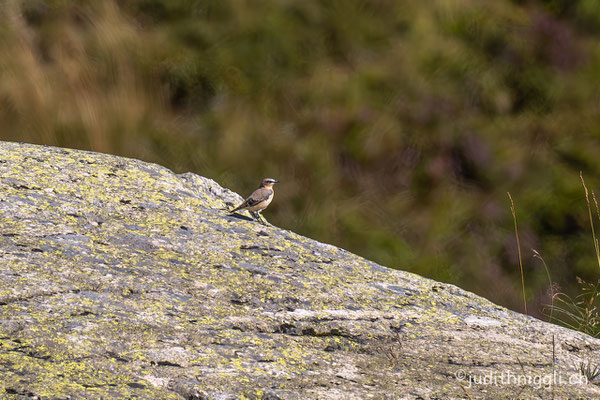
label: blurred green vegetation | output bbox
[2,0,600,317]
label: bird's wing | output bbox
[231,188,271,211]
[245,188,272,206]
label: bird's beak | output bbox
[274,180,279,184]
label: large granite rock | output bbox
[0,141,598,399]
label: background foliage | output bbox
[2,0,600,317]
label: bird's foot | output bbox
[259,216,272,227]
[251,212,269,226]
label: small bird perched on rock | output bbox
[229,178,279,225]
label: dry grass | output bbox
[510,175,600,337]
[0,1,178,157]
[508,191,527,314]
[581,172,600,272]
[537,175,600,336]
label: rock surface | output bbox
[0,141,599,399]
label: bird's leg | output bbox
[251,211,267,226]
[258,212,270,226]
[258,213,267,226]
[250,211,261,224]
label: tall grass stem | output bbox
[508,192,527,315]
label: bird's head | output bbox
[260,178,279,188]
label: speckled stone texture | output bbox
[0,141,599,399]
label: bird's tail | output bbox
[229,203,244,213]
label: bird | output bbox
[229,178,279,225]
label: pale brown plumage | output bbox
[230,178,279,225]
